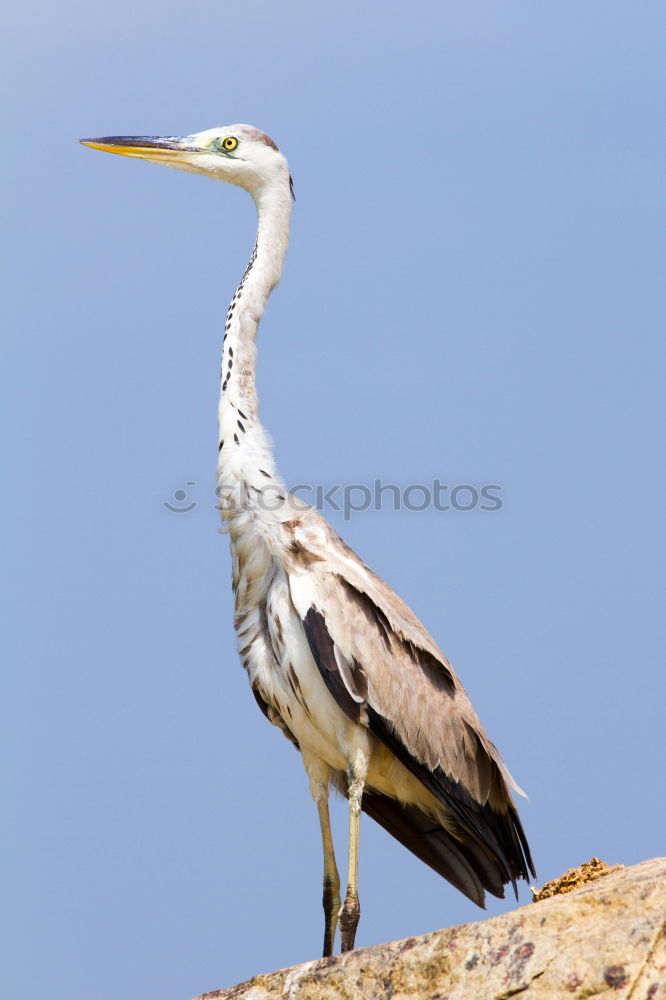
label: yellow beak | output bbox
[79,135,201,164]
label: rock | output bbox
[194,858,666,1000]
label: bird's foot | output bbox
[339,890,360,952]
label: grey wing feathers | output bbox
[288,513,535,896]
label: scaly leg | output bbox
[301,751,341,957]
[317,787,341,957]
[340,747,368,952]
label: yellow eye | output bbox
[221,136,238,151]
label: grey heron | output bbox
[80,125,535,957]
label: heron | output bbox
[80,125,535,956]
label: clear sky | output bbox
[3,2,664,998]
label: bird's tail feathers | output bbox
[360,789,509,907]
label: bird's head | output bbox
[79,124,292,202]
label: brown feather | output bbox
[286,505,536,898]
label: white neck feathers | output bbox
[216,179,292,524]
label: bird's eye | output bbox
[220,136,239,152]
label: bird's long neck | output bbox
[216,182,292,525]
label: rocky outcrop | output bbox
[195,857,665,1000]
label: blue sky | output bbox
[3,2,664,998]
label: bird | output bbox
[80,125,535,957]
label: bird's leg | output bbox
[340,747,368,953]
[301,751,341,957]
[316,787,341,957]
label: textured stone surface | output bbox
[195,858,666,1000]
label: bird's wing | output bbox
[285,508,535,889]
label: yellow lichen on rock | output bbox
[530,857,623,902]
